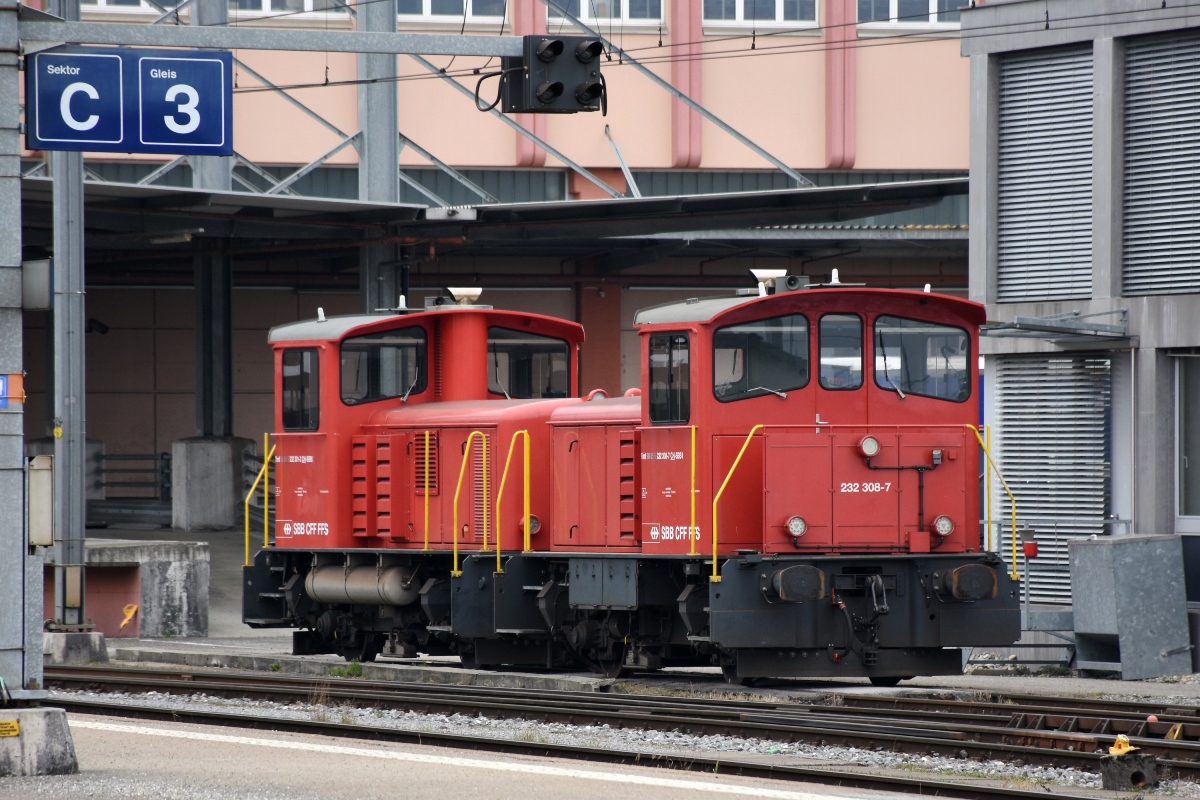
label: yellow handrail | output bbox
[244,441,277,567]
[263,432,271,550]
[967,424,1019,580]
[984,425,993,553]
[688,425,697,556]
[494,429,531,574]
[451,431,488,577]
[710,424,764,583]
[422,430,432,551]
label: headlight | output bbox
[786,516,807,538]
[858,436,881,458]
[520,515,541,535]
[933,515,954,537]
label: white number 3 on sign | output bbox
[164,84,200,135]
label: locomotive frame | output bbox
[244,281,1020,684]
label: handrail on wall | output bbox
[243,434,277,568]
[967,424,1020,580]
[710,424,764,583]
[451,431,489,578]
[494,429,531,575]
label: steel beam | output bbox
[268,132,359,196]
[19,20,523,56]
[194,254,232,437]
[189,0,232,192]
[357,0,399,313]
[541,0,814,188]
[398,133,498,204]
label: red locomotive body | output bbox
[247,283,1019,682]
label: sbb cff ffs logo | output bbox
[502,35,606,114]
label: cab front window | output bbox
[340,327,427,405]
[874,315,970,402]
[488,327,570,399]
[712,313,809,402]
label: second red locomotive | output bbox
[245,277,1020,683]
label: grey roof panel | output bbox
[268,314,399,343]
[633,295,754,326]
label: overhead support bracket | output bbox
[399,133,498,204]
[982,309,1130,341]
[540,0,814,188]
[397,169,451,208]
[234,152,300,195]
[137,155,189,185]
[409,54,622,199]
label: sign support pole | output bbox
[48,0,87,631]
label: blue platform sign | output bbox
[26,46,233,155]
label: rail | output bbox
[494,429,531,574]
[243,434,277,568]
[451,431,489,578]
[709,424,763,583]
[968,424,1019,580]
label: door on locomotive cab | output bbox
[277,348,341,546]
[640,332,698,553]
[815,313,867,425]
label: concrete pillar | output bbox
[1133,347,1175,536]
[577,284,623,396]
[172,437,254,530]
[0,708,77,776]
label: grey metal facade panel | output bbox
[996,46,1094,302]
[1123,30,1200,295]
[992,354,1112,604]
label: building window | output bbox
[282,349,320,431]
[703,0,816,24]
[649,333,689,424]
[231,0,347,12]
[341,328,427,406]
[488,327,570,399]
[713,313,809,402]
[1181,358,1200,519]
[398,0,504,19]
[548,0,662,23]
[859,0,961,25]
[819,314,862,391]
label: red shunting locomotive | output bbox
[245,278,1020,683]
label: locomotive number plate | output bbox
[839,482,891,493]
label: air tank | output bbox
[304,565,419,606]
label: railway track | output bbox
[44,664,1197,796]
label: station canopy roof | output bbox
[20,176,967,288]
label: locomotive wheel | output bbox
[344,634,381,664]
[868,676,904,687]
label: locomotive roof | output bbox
[633,287,982,326]
[268,313,396,343]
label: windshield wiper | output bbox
[749,386,787,399]
[400,371,421,403]
[875,332,906,400]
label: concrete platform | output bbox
[43,633,108,666]
[45,538,208,638]
[0,708,77,777]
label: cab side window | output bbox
[282,348,319,431]
[340,327,426,405]
[649,333,689,424]
[819,314,863,390]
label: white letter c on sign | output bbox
[60,82,100,131]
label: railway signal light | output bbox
[502,35,606,115]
